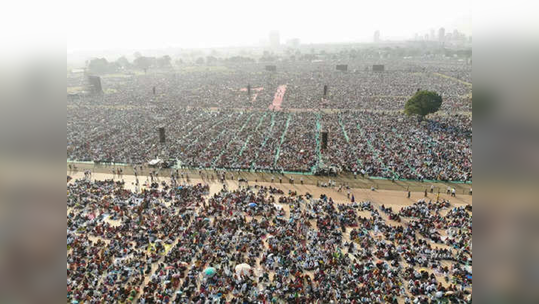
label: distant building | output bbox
[451,29,467,42]
[430,29,435,41]
[438,27,446,43]
[374,30,380,43]
[286,38,300,48]
[269,31,280,48]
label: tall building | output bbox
[286,38,300,48]
[438,27,446,43]
[374,30,380,43]
[430,29,435,41]
[269,31,280,48]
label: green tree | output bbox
[404,90,443,118]
[156,55,172,68]
[133,56,154,72]
[87,58,117,74]
[206,56,218,64]
[116,56,131,69]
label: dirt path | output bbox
[68,162,473,195]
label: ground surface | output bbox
[68,163,472,196]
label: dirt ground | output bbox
[68,170,471,220]
[67,162,473,196]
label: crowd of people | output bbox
[67,59,472,181]
[283,68,471,112]
[68,108,471,181]
[329,111,472,181]
[70,59,471,111]
[67,174,472,303]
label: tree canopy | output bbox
[133,56,154,71]
[87,58,118,74]
[404,90,443,118]
[156,55,172,68]
[115,56,131,69]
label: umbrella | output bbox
[248,203,257,207]
[235,263,251,276]
[203,267,217,277]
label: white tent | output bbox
[235,263,251,276]
[148,159,162,166]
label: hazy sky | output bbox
[63,0,471,52]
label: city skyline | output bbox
[66,0,471,53]
[68,25,471,59]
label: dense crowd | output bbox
[68,107,471,181]
[69,59,471,111]
[327,111,472,181]
[67,176,472,303]
[67,59,472,181]
[283,69,471,111]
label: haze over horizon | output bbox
[66,0,471,53]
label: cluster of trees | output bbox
[193,56,258,65]
[87,58,120,74]
[87,55,172,74]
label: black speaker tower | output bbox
[321,132,328,150]
[87,76,103,95]
[158,127,166,143]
